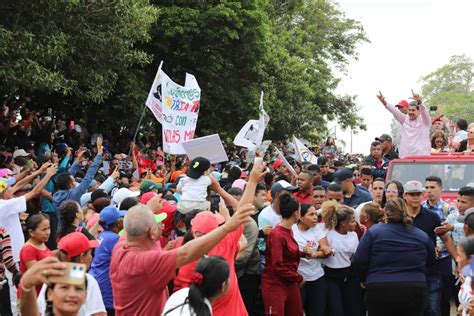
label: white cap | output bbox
[13,149,30,159]
[112,188,140,206]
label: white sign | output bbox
[233,92,269,150]
[276,148,298,177]
[233,119,264,150]
[145,61,164,124]
[161,71,201,154]
[293,136,318,164]
[182,134,228,164]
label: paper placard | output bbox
[275,148,298,177]
[182,134,228,164]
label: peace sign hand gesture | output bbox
[376,91,387,106]
[410,89,423,105]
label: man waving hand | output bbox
[377,90,431,158]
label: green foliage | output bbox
[0,0,158,132]
[421,55,474,123]
[0,0,367,142]
[146,0,368,143]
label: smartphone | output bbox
[48,262,86,285]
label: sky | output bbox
[330,0,474,154]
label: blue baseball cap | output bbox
[100,205,126,226]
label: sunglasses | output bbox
[385,189,398,194]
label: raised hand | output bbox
[96,137,103,155]
[410,89,422,104]
[376,90,387,106]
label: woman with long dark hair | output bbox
[381,180,404,207]
[57,200,95,241]
[164,256,230,316]
[353,198,435,316]
[262,193,304,315]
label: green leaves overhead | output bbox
[421,55,474,123]
[0,0,367,142]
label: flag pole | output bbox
[129,60,164,156]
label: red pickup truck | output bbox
[386,153,474,205]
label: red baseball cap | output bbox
[273,159,283,169]
[58,232,99,259]
[191,211,225,235]
[140,191,158,204]
[396,100,409,108]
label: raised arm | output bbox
[377,90,406,125]
[12,163,51,194]
[411,90,430,126]
[23,164,58,201]
[176,203,255,267]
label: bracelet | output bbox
[21,284,34,293]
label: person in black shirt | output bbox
[403,180,456,316]
[375,134,399,161]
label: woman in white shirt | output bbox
[292,204,333,316]
[163,256,230,316]
[319,201,360,316]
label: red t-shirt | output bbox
[19,244,53,294]
[173,226,248,316]
[110,240,178,315]
[293,188,314,205]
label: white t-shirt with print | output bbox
[320,230,358,269]
[0,196,27,261]
[177,176,211,202]
[37,273,106,316]
[292,224,326,281]
[163,287,212,316]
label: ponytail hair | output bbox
[26,213,50,237]
[278,193,300,219]
[321,200,354,230]
[384,197,412,228]
[165,256,230,316]
[361,202,384,224]
[58,200,81,239]
[300,203,314,217]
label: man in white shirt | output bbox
[257,180,298,253]
[0,163,57,314]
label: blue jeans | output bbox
[425,273,442,316]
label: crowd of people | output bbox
[0,90,473,316]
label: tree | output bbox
[0,0,158,133]
[260,0,368,142]
[421,55,474,123]
[145,0,368,143]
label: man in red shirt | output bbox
[109,201,255,315]
[293,170,314,204]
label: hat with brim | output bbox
[403,180,424,193]
[13,149,31,159]
[154,212,167,223]
[270,180,299,198]
[333,168,354,184]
